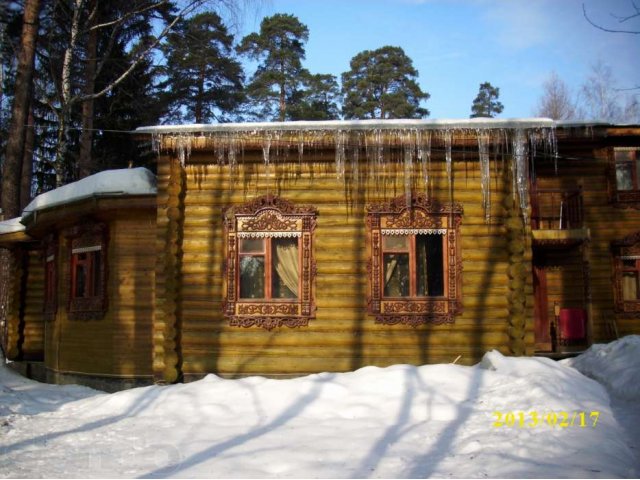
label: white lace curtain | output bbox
[274,239,299,297]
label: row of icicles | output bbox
[152,127,559,223]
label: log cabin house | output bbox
[1,118,639,390]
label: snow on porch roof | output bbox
[135,117,559,135]
[21,167,157,222]
[0,217,26,235]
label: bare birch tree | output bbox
[534,71,577,120]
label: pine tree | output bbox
[160,12,244,123]
[287,73,340,121]
[237,13,309,121]
[470,82,504,118]
[341,46,429,119]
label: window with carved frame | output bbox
[367,194,463,326]
[612,232,640,317]
[223,195,317,330]
[611,147,640,207]
[43,235,57,321]
[66,223,108,321]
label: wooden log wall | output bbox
[2,247,23,360]
[156,149,529,380]
[20,246,45,360]
[45,211,155,379]
[534,146,640,340]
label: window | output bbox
[612,232,640,317]
[223,195,317,330]
[367,194,463,326]
[67,223,107,320]
[239,237,299,300]
[621,258,640,301]
[611,148,640,205]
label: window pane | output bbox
[92,252,101,296]
[616,162,634,191]
[622,272,639,301]
[240,256,265,298]
[240,238,264,253]
[384,253,409,297]
[615,150,635,162]
[75,263,86,298]
[383,235,408,250]
[622,259,637,269]
[272,238,299,298]
[416,235,444,296]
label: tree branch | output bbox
[583,3,640,34]
[74,0,206,104]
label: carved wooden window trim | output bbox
[43,234,58,321]
[366,194,463,327]
[66,223,108,321]
[609,147,640,209]
[223,195,317,330]
[611,231,640,318]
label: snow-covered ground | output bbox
[1,338,639,479]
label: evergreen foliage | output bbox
[470,82,504,118]
[341,46,429,119]
[160,12,244,123]
[287,73,340,121]
[238,13,309,121]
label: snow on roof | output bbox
[22,167,157,218]
[0,217,26,235]
[136,117,558,135]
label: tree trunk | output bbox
[78,10,98,179]
[20,106,35,210]
[55,0,83,187]
[1,0,40,220]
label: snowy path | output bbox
[1,339,639,479]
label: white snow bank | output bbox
[1,350,637,478]
[136,117,557,135]
[0,217,25,235]
[22,168,157,217]
[562,335,640,400]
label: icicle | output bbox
[151,133,161,156]
[335,130,346,179]
[215,133,225,165]
[512,129,530,223]
[176,134,192,167]
[403,131,415,206]
[298,131,304,162]
[477,130,491,222]
[262,133,272,183]
[444,130,453,204]
[350,131,361,184]
[228,134,238,174]
[418,130,431,197]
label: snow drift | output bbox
[1,347,638,478]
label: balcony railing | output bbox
[531,187,584,230]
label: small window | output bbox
[620,258,640,301]
[71,247,103,299]
[611,232,640,318]
[367,194,463,326]
[67,223,107,320]
[223,196,317,330]
[611,148,640,205]
[382,234,444,298]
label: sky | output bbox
[232,0,640,119]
